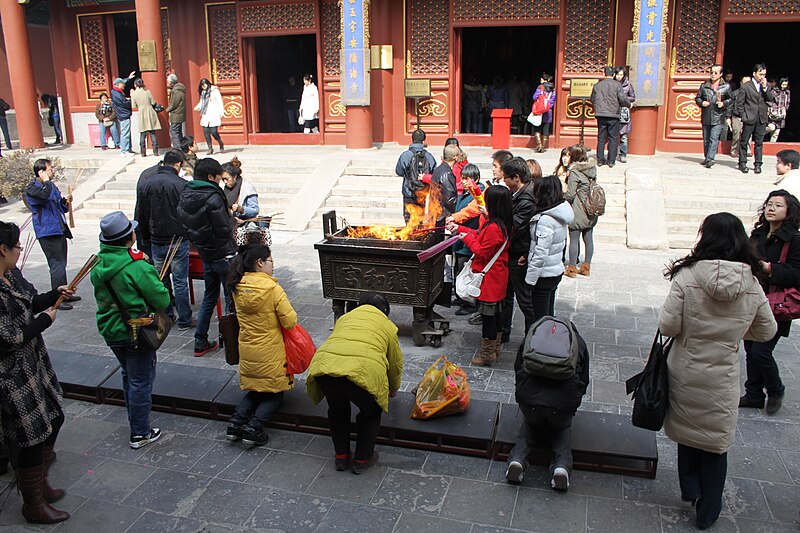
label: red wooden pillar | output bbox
[629,107,657,155]
[135,0,170,148]
[0,0,44,148]
[346,107,373,148]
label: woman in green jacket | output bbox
[90,211,170,450]
[306,292,403,474]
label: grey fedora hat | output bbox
[99,211,138,243]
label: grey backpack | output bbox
[522,316,580,380]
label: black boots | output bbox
[153,145,159,157]
[18,464,70,524]
[141,145,147,157]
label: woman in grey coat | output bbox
[525,175,573,321]
[563,145,599,278]
[0,221,72,524]
[615,67,636,163]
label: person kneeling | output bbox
[505,318,589,491]
[306,292,403,474]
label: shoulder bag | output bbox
[218,299,240,365]
[625,330,672,431]
[104,281,172,352]
[455,238,507,304]
[767,241,800,321]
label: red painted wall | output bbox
[0,24,57,107]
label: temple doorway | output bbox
[458,25,558,134]
[723,22,800,142]
[250,34,317,133]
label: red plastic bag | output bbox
[282,324,316,374]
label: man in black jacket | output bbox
[505,324,590,491]
[135,149,194,331]
[395,129,437,223]
[430,143,461,217]
[177,158,236,356]
[695,64,731,168]
[590,66,631,167]
[500,157,536,342]
[737,63,774,174]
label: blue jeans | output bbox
[195,257,233,346]
[99,121,120,148]
[0,116,12,149]
[151,240,192,327]
[619,132,629,157]
[702,124,724,161]
[119,118,132,153]
[230,391,285,430]
[52,113,63,142]
[109,342,157,437]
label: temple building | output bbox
[1,0,798,154]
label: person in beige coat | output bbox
[659,212,777,530]
[130,78,162,157]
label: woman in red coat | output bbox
[448,185,513,366]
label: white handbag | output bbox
[527,112,543,126]
[455,239,508,304]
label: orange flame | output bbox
[347,186,444,240]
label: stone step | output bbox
[309,207,405,228]
[663,196,761,212]
[74,208,133,220]
[594,229,627,245]
[666,209,753,225]
[325,195,404,209]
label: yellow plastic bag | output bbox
[410,356,471,420]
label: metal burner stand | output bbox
[314,211,451,347]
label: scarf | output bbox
[224,177,243,209]
[199,88,211,116]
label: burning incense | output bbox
[417,234,461,263]
[409,226,446,236]
[53,254,100,309]
[19,234,35,272]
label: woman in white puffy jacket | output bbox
[299,74,320,134]
[194,78,225,154]
[525,175,574,321]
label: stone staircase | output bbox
[661,170,774,249]
[74,156,320,223]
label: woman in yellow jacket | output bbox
[307,292,403,474]
[224,244,297,447]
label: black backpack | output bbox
[402,149,431,197]
[521,316,581,380]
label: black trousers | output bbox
[743,334,785,400]
[509,404,573,474]
[596,117,621,164]
[230,391,284,431]
[678,443,727,526]
[38,234,68,290]
[739,121,766,168]
[316,375,382,461]
[502,258,535,337]
[531,275,562,322]
[17,409,64,469]
[203,126,223,148]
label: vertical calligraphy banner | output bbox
[629,0,669,106]
[340,0,370,106]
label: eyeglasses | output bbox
[265,258,274,263]
[11,245,23,251]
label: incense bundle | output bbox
[417,234,461,263]
[19,234,35,272]
[67,185,75,229]
[20,215,32,232]
[159,236,184,281]
[409,225,446,236]
[53,254,100,309]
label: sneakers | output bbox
[335,454,350,471]
[130,428,162,449]
[704,160,715,168]
[619,155,627,163]
[351,451,379,474]
[766,394,784,415]
[194,340,219,357]
[241,425,269,447]
[226,424,243,442]
[177,318,197,331]
[505,460,524,484]
[467,313,483,325]
[738,395,765,409]
[551,467,569,491]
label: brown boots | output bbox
[542,136,550,152]
[42,446,65,503]
[18,464,69,524]
[534,133,543,153]
[578,263,591,276]
[472,336,501,366]
[565,265,578,277]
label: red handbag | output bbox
[767,242,800,321]
[531,87,552,115]
[282,324,316,374]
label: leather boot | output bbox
[472,338,497,366]
[141,145,147,157]
[534,133,543,153]
[542,136,550,152]
[578,263,591,277]
[42,446,65,503]
[565,265,578,278]
[18,464,70,524]
[492,335,503,361]
[153,144,159,157]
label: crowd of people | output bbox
[0,127,798,529]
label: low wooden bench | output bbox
[50,349,120,403]
[493,403,658,479]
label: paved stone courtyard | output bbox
[1,148,799,532]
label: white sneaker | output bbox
[551,467,569,491]
[505,461,524,484]
[129,428,162,449]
